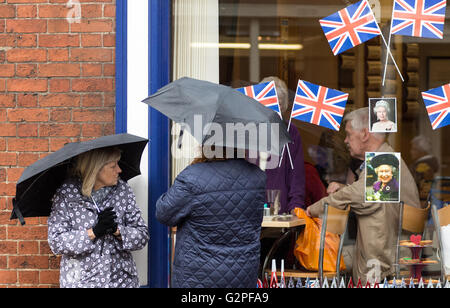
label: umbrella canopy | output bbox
[11,133,148,225]
[142,77,291,156]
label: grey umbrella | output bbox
[142,77,291,156]
[10,133,148,225]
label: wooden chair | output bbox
[265,203,350,284]
[395,201,430,277]
[431,204,450,282]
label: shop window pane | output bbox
[168,0,450,284]
[218,0,450,209]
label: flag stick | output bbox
[278,108,294,169]
[379,30,404,83]
[271,85,294,170]
[278,141,294,169]
[382,4,396,86]
[372,1,404,84]
[285,116,294,169]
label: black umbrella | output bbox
[11,133,149,225]
[142,77,291,156]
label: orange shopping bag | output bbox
[293,208,345,272]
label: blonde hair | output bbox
[72,147,122,197]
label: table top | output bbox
[261,215,306,228]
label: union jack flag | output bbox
[291,80,349,131]
[236,81,281,117]
[319,0,381,56]
[422,83,450,130]
[391,0,447,39]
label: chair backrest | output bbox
[402,202,430,234]
[326,205,350,235]
[438,205,450,227]
[318,203,349,284]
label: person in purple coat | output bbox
[261,76,306,213]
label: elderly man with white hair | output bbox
[306,107,420,284]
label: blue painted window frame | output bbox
[148,0,171,288]
[115,0,127,134]
[116,0,171,288]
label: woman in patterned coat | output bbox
[48,147,149,288]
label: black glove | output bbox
[93,207,117,238]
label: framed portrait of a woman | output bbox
[369,98,397,133]
[365,152,401,203]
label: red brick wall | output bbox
[0,0,116,287]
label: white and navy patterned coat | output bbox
[48,178,149,288]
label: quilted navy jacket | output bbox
[156,159,266,288]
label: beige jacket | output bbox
[309,143,420,283]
